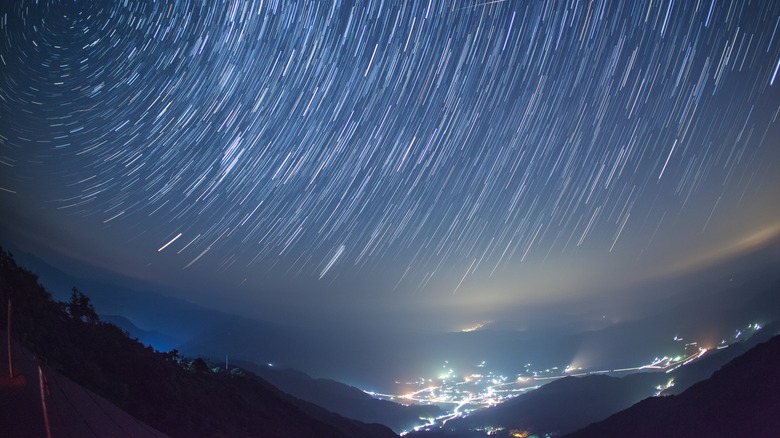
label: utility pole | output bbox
[2,298,24,387]
[7,298,12,380]
[38,364,52,438]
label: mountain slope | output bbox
[1,332,170,437]
[657,321,779,396]
[236,360,444,433]
[0,248,397,438]
[568,334,780,437]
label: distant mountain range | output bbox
[102,314,181,351]
[236,360,444,433]
[5,243,780,437]
[9,240,780,381]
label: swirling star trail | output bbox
[1,1,779,326]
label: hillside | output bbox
[657,321,779,396]
[0,248,396,438]
[1,331,169,437]
[236,360,444,433]
[568,334,780,437]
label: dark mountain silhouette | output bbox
[568,333,780,437]
[235,360,444,433]
[0,248,397,438]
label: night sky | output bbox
[2,0,779,331]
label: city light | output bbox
[374,320,764,435]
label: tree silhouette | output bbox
[191,357,211,374]
[67,287,99,324]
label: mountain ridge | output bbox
[568,333,780,437]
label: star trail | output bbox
[1,0,779,327]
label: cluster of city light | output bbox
[366,321,764,435]
[655,378,675,396]
[460,322,491,333]
[368,358,609,435]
